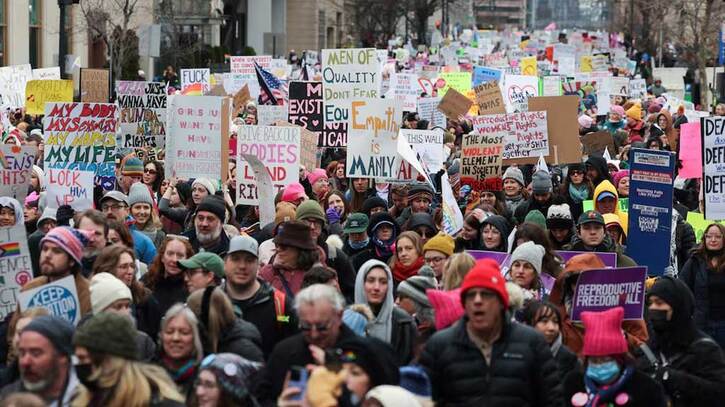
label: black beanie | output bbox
[22,315,74,357]
[73,313,138,360]
[196,195,227,222]
[338,337,400,387]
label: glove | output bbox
[56,205,75,226]
[305,366,346,407]
[326,207,341,224]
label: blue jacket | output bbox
[131,228,157,264]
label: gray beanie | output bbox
[510,241,546,275]
[127,182,155,207]
[36,207,57,227]
[396,266,437,308]
[22,315,75,357]
[503,166,525,186]
[531,171,552,194]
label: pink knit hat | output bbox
[281,182,307,203]
[40,226,90,264]
[578,115,594,128]
[427,288,464,330]
[581,306,628,356]
[307,168,328,185]
[610,105,625,118]
[613,170,629,187]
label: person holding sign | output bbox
[562,307,666,407]
[563,211,636,268]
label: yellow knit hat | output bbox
[625,104,642,120]
[423,232,455,257]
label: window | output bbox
[29,0,42,68]
[0,0,5,65]
[318,10,325,49]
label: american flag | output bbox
[254,61,285,105]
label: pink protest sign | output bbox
[679,122,702,179]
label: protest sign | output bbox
[0,223,33,320]
[239,154,275,227]
[321,48,380,123]
[0,145,36,203]
[166,96,230,181]
[80,68,110,102]
[626,148,675,276]
[438,88,473,120]
[592,54,609,72]
[0,64,32,109]
[389,73,420,111]
[32,67,61,80]
[417,97,446,128]
[180,68,211,95]
[439,72,472,96]
[19,275,81,326]
[397,133,433,185]
[288,81,324,133]
[230,55,272,79]
[461,132,504,190]
[401,129,445,173]
[502,74,539,112]
[472,67,503,86]
[299,127,319,171]
[553,44,575,76]
[557,251,617,268]
[471,111,549,160]
[232,85,251,117]
[24,80,73,115]
[520,56,538,76]
[236,125,301,204]
[116,81,167,151]
[345,98,403,180]
[702,117,725,219]
[581,131,616,157]
[609,77,630,96]
[474,81,506,115]
[571,267,647,321]
[321,122,348,148]
[45,168,94,211]
[629,79,646,99]
[541,76,562,96]
[441,174,464,235]
[687,212,725,242]
[526,96,581,165]
[43,102,117,190]
[257,105,288,126]
[678,122,701,179]
[583,198,629,214]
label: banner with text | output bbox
[116,81,167,151]
[702,117,725,219]
[0,145,36,203]
[45,168,94,211]
[471,111,549,160]
[24,80,74,115]
[321,48,380,123]
[571,267,647,321]
[346,98,403,180]
[0,221,34,320]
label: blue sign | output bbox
[27,284,78,324]
[719,25,725,65]
[472,67,502,87]
[626,148,676,276]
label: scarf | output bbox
[162,355,198,384]
[584,365,634,407]
[373,237,395,259]
[505,194,523,212]
[569,183,590,203]
[349,237,370,250]
[392,256,425,282]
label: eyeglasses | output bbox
[144,168,157,175]
[184,268,206,277]
[299,319,333,333]
[425,256,446,264]
[705,234,724,240]
[570,170,584,176]
[101,203,127,211]
[415,229,434,238]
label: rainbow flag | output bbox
[0,242,20,258]
[181,83,205,96]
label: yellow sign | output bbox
[580,56,593,73]
[25,80,74,115]
[520,56,538,76]
[439,72,472,97]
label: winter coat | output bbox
[182,227,230,257]
[27,228,44,277]
[602,119,626,135]
[563,234,637,268]
[147,274,188,322]
[514,195,567,226]
[563,366,666,407]
[554,344,580,380]
[222,279,298,358]
[674,216,696,272]
[217,318,264,362]
[158,197,191,231]
[592,180,628,235]
[259,262,306,297]
[679,255,725,329]
[318,238,357,303]
[419,317,563,407]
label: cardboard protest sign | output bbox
[257,105,288,126]
[571,267,647,321]
[345,98,403,180]
[471,111,549,160]
[230,55,272,79]
[166,96,230,181]
[24,80,74,115]
[474,81,506,115]
[417,97,446,128]
[0,222,34,320]
[502,75,539,112]
[299,127,319,171]
[557,251,617,268]
[438,88,472,120]
[321,48,380,123]
[232,85,251,117]
[439,72,472,97]
[701,117,725,219]
[629,79,646,99]
[0,64,32,109]
[401,129,445,173]
[472,67,502,87]
[116,81,167,151]
[441,174,464,235]
[626,148,675,276]
[80,68,110,102]
[180,68,211,95]
[236,125,301,204]
[581,131,616,157]
[678,122,701,179]
[461,132,504,190]
[288,81,324,132]
[525,96,581,165]
[0,145,36,203]
[43,102,117,190]
[19,275,81,325]
[45,168,94,210]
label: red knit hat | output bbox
[460,259,508,309]
[581,307,628,356]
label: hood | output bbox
[585,155,612,185]
[656,109,673,130]
[354,259,395,342]
[549,253,607,306]
[480,215,511,252]
[647,276,698,349]
[593,180,628,234]
[0,197,24,225]
[602,213,627,238]
[408,213,437,232]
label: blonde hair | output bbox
[186,288,236,353]
[160,304,204,363]
[442,252,476,290]
[71,357,183,407]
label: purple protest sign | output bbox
[571,267,647,321]
[466,250,509,265]
[557,251,617,269]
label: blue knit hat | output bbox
[342,308,368,336]
[399,365,432,397]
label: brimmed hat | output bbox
[344,213,369,234]
[178,252,225,278]
[228,235,258,257]
[577,210,605,227]
[295,200,326,224]
[274,221,316,250]
[100,190,129,206]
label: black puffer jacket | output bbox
[218,318,264,362]
[419,316,563,407]
[679,255,718,330]
[674,217,696,272]
[513,195,567,225]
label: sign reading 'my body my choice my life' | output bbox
[626,148,675,276]
[701,117,725,220]
[321,48,380,123]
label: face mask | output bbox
[586,360,620,385]
[648,309,670,332]
[349,237,370,250]
[75,363,97,390]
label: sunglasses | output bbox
[299,320,333,333]
[144,168,157,174]
[570,170,584,175]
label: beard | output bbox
[21,358,60,393]
[197,226,222,245]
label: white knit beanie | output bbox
[90,272,132,314]
[503,166,525,186]
[510,241,546,275]
[192,177,217,195]
[127,182,155,207]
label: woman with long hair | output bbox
[560,163,594,221]
[143,236,195,319]
[521,301,580,382]
[388,231,424,284]
[442,252,476,290]
[454,212,483,251]
[347,178,373,213]
[480,215,511,253]
[156,304,205,398]
[322,189,349,236]
[142,160,165,200]
[326,160,347,192]
[128,183,166,249]
[107,219,149,279]
[679,223,725,347]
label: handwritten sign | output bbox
[0,221,34,320]
[43,103,117,190]
[166,96,230,180]
[233,84,251,117]
[701,118,725,220]
[321,48,380,123]
[439,72,472,97]
[116,81,167,151]
[417,97,446,128]
[346,98,403,180]
[0,64,32,109]
[389,73,420,111]
[0,145,36,203]
[520,56,538,76]
[401,129,445,173]
[571,267,647,321]
[472,67,503,86]
[257,105,288,126]
[503,74,539,112]
[19,275,81,325]
[474,81,506,115]
[236,125,300,205]
[230,55,272,79]
[24,80,74,115]
[461,132,504,190]
[472,111,549,160]
[180,68,211,95]
[80,68,110,102]
[45,168,94,211]
[629,79,646,100]
[32,67,61,80]
[321,122,348,148]
[678,122,702,179]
